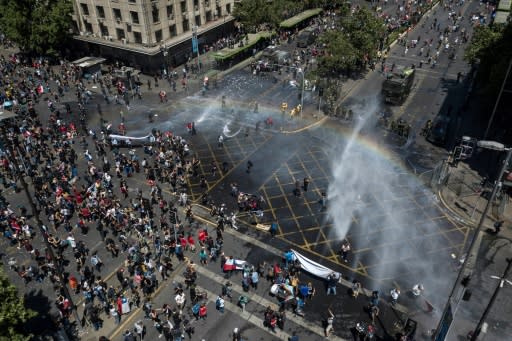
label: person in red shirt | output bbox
[81,207,91,221]
[187,235,196,252]
[199,304,207,319]
[198,229,208,246]
[180,236,187,250]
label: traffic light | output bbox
[319,87,324,97]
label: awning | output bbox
[72,56,106,68]
[213,31,273,62]
[279,8,323,29]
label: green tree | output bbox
[317,6,384,76]
[232,0,272,32]
[318,30,359,75]
[464,23,512,95]
[0,0,73,57]
[0,266,37,341]
[233,0,322,31]
[342,7,386,61]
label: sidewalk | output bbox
[433,162,512,341]
[438,162,512,237]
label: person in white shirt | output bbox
[216,295,225,313]
[390,288,400,305]
[175,292,186,311]
[412,284,424,296]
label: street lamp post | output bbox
[297,68,305,118]
[470,258,512,340]
[266,63,305,117]
[192,26,201,73]
[434,139,512,341]
[483,59,512,140]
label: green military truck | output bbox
[382,67,415,105]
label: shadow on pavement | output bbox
[24,288,60,339]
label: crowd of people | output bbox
[0,48,321,340]
[0,1,489,340]
[0,49,243,339]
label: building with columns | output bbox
[71,0,236,72]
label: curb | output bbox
[436,188,498,231]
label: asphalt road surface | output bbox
[1,1,501,341]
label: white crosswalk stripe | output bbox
[193,265,345,340]
[175,275,293,340]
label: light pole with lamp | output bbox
[470,258,512,340]
[271,64,305,117]
[297,68,305,118]
[192,26,201,73]
[434,139,512,341]
[256,63,306,117]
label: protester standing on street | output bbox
[339,240,351,262]
[326,272,337,295]
[325,308,334,337]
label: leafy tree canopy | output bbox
[464,23,512,95]
[0,0,73,57]
[317,6,385,76]
[233,0,348,31]
[0,266,37,341]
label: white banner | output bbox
[108,134,152,141]
[291,249,341,280]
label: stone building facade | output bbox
[71,0,236,72]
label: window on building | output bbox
[96,6,105,19]
[166,5,174,18]
[84,22,93,33]
[206,10,212,22]
[226,3,231,14]
[113,8,122,21]
[195,15,201,27]
[155,29,162,42]
[100,24,109,37]
[152,6,159,23]
[130,11,140,24]
[128,0,136,3]
[80,3,89,15]
[180,1,187,13]
[169,25,177,37]
[116,28,126,40]
[182,19,190,32]
[133,31,142,44]
[194,0,199,7]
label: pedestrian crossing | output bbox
[174,275,294,341]
[193,265,330,339]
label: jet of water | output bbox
[223,122,242,138]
